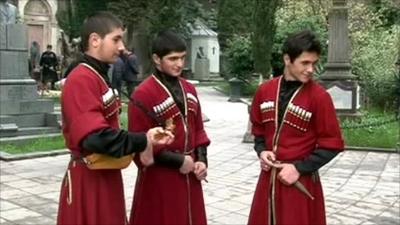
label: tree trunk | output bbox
[252,0,281,78]
[131,22,152,78]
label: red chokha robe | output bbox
[248,76,344,225]
[57,63,127,225]
[128,75,210,225]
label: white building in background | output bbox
[190,20,220,75]
[13,0,61,54]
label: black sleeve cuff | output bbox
[195,146,208,167]
[294,149,339,175]
[126,132,148,153]
[154,151,185,169]
[82,128,147,158]
[254,136,266,157]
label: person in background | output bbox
[29,41,41,82]
[111,55,125,96]
[123,47,139,97]
[248,30,344,225]
[39,44,58,90]
[128,30,210,225]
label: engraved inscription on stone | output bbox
[7,24,28,50]
[22,85,38,99]
[0,51,29,78]
[327,85,352,110]
[7,86,20,100]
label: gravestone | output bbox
[320,0,360,118]
[194,58,210,80]
[0,23,59,138]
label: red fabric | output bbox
[248,76,344,225]
[248,171,326,225]
[128,75,210,225]
[57,64,126,225]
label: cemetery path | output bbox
[1,86,399,225]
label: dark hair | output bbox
[152,30,186,58]
[80,11,124,51]
[47,44,52,49]
[282,30,321,62]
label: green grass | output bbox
[1,135,66,154]
[341,110,399,149]
[343,122,398,148]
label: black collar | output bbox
[81,54,111,85]
[154,69,179,84]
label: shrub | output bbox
[225,34,254,81]
[349,2,399,110]
[272,2,328,77]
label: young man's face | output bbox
[153,51,186,77]
[96,27,125,64]
[283,51,319,83]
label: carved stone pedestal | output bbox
[0,24,59,138]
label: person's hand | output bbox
[275,163,300,185]
[140,127,174,167]
[193,161,207,181]
[259,151,276,172]
[179,155,194,174]
[147,127,174,145]
[139,140,153,167]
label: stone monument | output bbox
[0,22,60,138]
[0,0,20,24]
[320,0,360,117]
[194,47,210,80]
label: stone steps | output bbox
[0,126,61,139]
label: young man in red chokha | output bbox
[57,12,173,225]
[128,30,210,225]
[248,30,344,225]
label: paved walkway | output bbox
[0,86,399,225]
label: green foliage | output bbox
[202,8,218,31]
[217,79,259,98]
[109,0,206,39]
[273,2,328,76]
[370,0,400,28]
[217,0,254,49]
[56,7,74,38]
[241,80,260,97]
[225,35,254,81]
[349,2,399,109]
[108,0,208,74]
[150,0,201,37]
[107,0,148,29]
[56,0,108,39]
